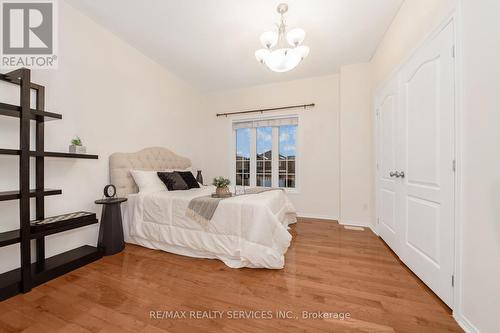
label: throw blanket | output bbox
[186,188,281,225]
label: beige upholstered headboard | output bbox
[109,147,191,197]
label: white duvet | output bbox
[123,186,297,269]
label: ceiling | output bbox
[65,0,403,91]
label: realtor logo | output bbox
[1,0,58,68]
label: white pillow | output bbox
[130,170,167,194]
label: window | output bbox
[279,125,296,188]
[235,128,250,186]
[256,127,273,187]
[233,117,298,189]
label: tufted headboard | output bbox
[109,147,191,197]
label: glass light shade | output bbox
[286,28,305,46]
[255,49,270,63]
[260,31,278,49]
[294,45,310,59]
[264,48,302,73]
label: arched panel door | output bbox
[376,78,400,255]
[398,22,455,307]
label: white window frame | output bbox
[232,116,299,193]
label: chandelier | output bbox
[255,3,309,73]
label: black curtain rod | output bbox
[216,103,315,117]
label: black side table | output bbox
[95,197,127,256]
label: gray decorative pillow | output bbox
[157,172,189,191]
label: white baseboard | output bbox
[454,313,479,333]
[296,213,339,221]
[338,219,371,228]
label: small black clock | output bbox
[103,184,117,198]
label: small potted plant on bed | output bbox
[69,136,86,154]
[212,176,231,197]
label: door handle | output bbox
[389,171,396,178]
[396,171,405,178]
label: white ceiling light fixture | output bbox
[255,3,309,73]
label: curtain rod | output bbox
[216,103,315,117]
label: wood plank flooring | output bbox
[0,218,462,332]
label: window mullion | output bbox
[250,127,256,187]
[232,129,236,186]
[272,127,279,187]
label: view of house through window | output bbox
[279,125,296,188]
[234,117,297,189]
[257,127,273,187]
[235,128,251,186]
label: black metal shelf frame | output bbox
[0,68,102,301]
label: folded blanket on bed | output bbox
[186,187,281,225]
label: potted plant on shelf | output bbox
[212,176,231,197]
[69,136,86,154]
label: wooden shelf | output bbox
[0,230,20,248]
[0,188,62,202]
[40,151,99,159]
[0,149,98,159]
[30,211,98,238]
[0,102,61,121]
[0,148,19,156]
[0,73,44,91]
[0,148,17,155]
[0,245,102,301]
[0,67,101,301]
[0,267,21,301]
[0,209,99,264]
[31,245,102,286]
[1,211,97,247]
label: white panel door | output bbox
[376,79,400,254]
[398,22,455,307]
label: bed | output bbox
[110,147,297,269]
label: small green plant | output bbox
[212,176,231,188]
[71,136,82,146]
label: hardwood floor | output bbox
[0,218,462,333]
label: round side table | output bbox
[95,197,127,256]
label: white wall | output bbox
[201,75,341,219]
[0,1,202,273]
[339,63,373,227]
[200,69,375,224]
[371,0,456,87]
[459,1,500,332]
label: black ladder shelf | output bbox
[0,68,102,301]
